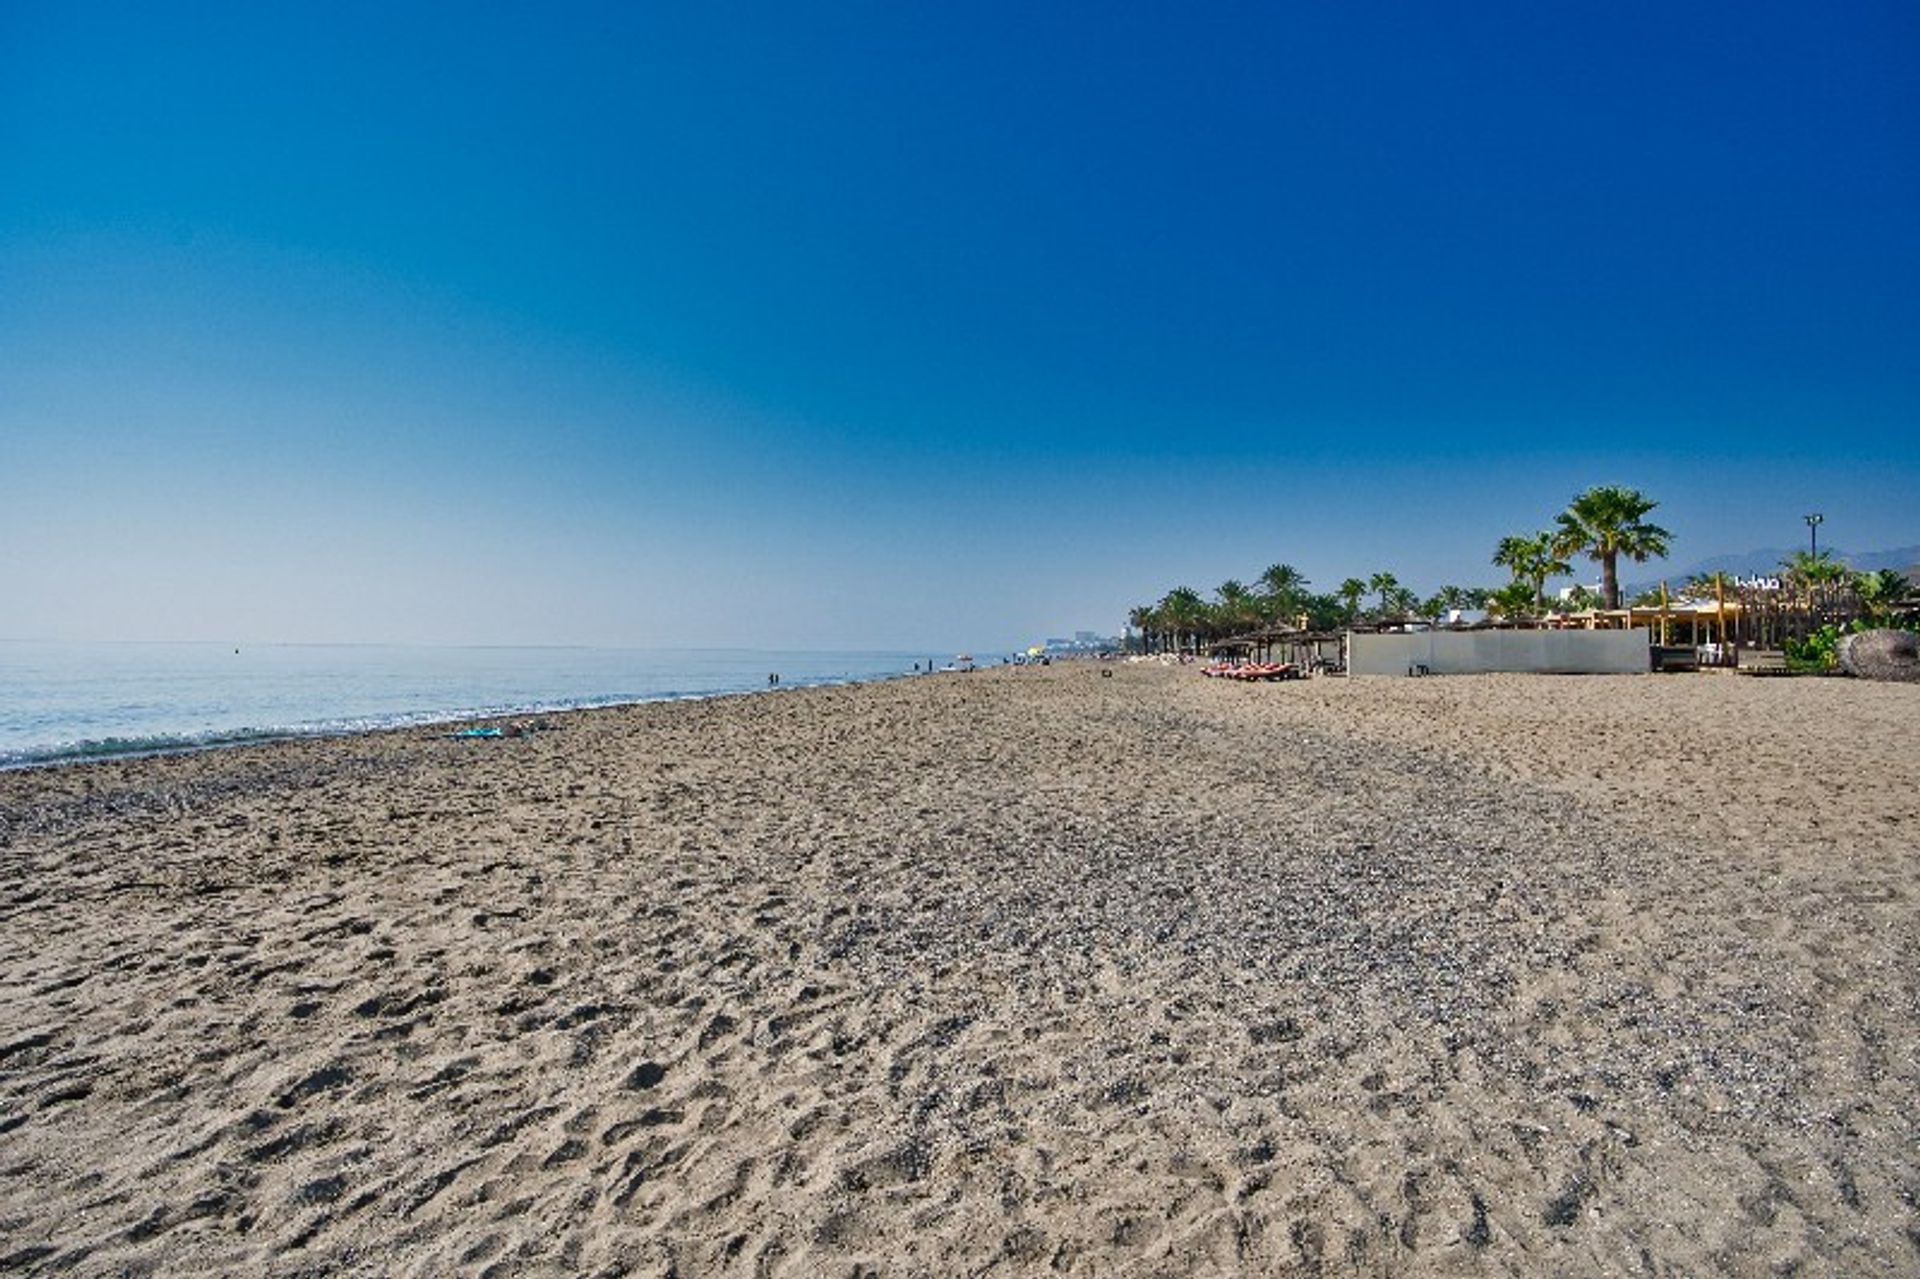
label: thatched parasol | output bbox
[1837,629,1920,682]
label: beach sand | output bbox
[2,665,1916,1275]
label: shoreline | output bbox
[2,664,1915,1274]
[0,664,940,774]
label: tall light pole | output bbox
[1804,512,1824,558]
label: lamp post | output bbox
[1804,512,1823,558]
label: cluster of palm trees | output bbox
[1129,482,1917,655]
[1127,566,1411,654]
[1128,486,1679,653]
[1632,552,1912,627]
[1744,553,1913,620]
[1489,485,1670,614]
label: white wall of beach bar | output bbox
[1348,628,1652,677]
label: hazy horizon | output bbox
[5,529,1920,654]
[5,3,1915,650]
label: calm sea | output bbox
[0,641,943,769]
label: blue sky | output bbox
[3,2,1915,648]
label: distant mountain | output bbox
[1846,545,1920,573]
[1620,544,1920,596]
[1680,545,1920,577]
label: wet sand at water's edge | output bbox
[2,664,1917,1275]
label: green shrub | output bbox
[1784,624,1843,671]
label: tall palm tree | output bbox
[1214,580,1260,636]
[1492,532,1572,612]
[1425,584,1474,620]
[1781,550,1849,586]
[1856,568,1913,621]
[1368,572,1401,618]
[1257,563,1309,625]
[1159,586,1205,654]
[1552,486,1671,610]
[1337,578,1368,621]
[1127,604,1157,653]
[1780,550,1853,611]
[1301,592,1345,630]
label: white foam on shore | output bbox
[0,641,951,770]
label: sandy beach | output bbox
[2,664,1917,1276]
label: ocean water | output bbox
[0,641,942,768]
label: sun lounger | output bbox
[1202,661,1307,682]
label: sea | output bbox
[0,641,949,769]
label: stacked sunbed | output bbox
[1201,661,1303,682]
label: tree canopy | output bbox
[1552,486,1671,609]
[1123,484,1715,652]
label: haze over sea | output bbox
[0,642,938,768]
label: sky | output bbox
[3,2,1916,649]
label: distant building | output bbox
[1033,632,1122,655]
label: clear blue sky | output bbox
[4,2,1915,648]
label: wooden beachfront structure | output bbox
[1206,627,1347,671]
[1538,579,1884,652]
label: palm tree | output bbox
[1158,586,1205,654]
[1214,580,1260,636]
[1492,532,1572,612]
[1257,563,1309,625]
[1301,592,1345,631]
[1780,550,1853,613]
[1682,570,1737,602]
[1856,569,1913,622]
[1337,578,1368,622]
[1368,572,1402,618]
[1552,486,1671,610]
[1425,584,1474,621]
[1127,604,1157,653]
[1781,549,1849,586]
[1485,581,1538,619]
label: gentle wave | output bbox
[1,725,314,769]
[0,670,901,771]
